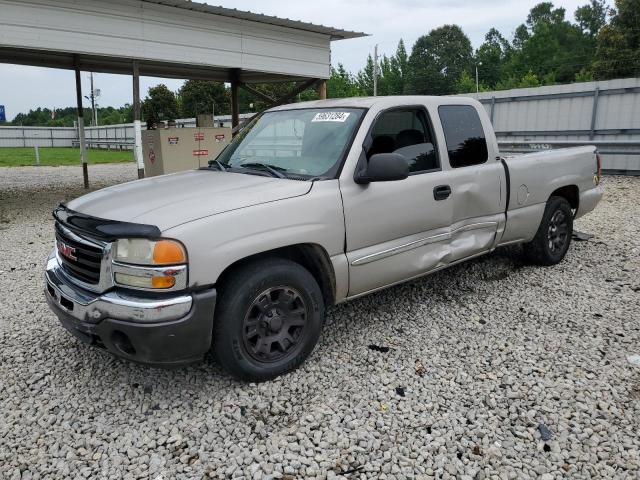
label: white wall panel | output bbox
[461,78,640,173]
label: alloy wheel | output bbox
[242,286,308,363]
[547,210,569,254]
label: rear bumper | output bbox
[45,255,216,367]
[576,184,604,219]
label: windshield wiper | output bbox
[238,162,287,179]
[207,159,227,171]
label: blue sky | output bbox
[0,0,588,120]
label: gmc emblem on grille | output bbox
[57,241,77,261]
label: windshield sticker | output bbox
[312,111,351,123]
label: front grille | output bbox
[55,222,103,285]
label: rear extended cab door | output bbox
[338,98,507,298]
[433,100,507,263]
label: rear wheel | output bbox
[213,258,324,381]
[523,196,573,266]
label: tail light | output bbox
[595,151,602,185]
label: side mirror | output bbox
[355,153,409,184]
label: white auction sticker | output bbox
[312,111,351,122]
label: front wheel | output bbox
[523,196,573,266]
[213,258,325,381]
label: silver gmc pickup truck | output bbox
[45,96,603,381]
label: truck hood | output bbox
[66,170,312,231]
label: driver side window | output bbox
[367,108,440,174]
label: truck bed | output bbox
[499,146,602,246]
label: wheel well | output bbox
[216,244,336,306]
[551,185,579,211]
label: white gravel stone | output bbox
[627,354,640,367]
[0,164,639,479]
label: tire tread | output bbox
[213,257,324,382]
[523,195,573,266]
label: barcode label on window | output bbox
[312,112,351,122]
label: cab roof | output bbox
[268,95,481,112]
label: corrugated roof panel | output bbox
[141,0,368,40]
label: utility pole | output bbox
[475,62,482,93]
[373,44,378,97]
[90,73,96,125]
[84,73,100,125]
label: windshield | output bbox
[215,108,365,178]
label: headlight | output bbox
[113,238,187,290]
[115,239,186,265]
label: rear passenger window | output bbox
[438,105,488,168]
[367,108,439,173]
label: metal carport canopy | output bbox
[0,0,366,81]
[0,0,367,185]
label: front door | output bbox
[340,106,454,296]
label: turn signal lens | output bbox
[153,240,186,265]
[151,276,176,289]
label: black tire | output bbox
[523,196,573,266]
[213,258,325,381]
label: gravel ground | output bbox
[1,163,639,480]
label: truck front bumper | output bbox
[44,255,216,367]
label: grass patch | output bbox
[0,147,134,167]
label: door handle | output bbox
[433,185,452,201]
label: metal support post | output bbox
[74,55,89,189]
[589,87,600,140]
[132,60,144,178]
[230,68,240,136]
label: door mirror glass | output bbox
[355,153,409,183]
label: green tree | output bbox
[376,55,392,96]
[354,40,408,97]
[10,104,133,126]
[593,0,640,79]
[494,76,519,91]
[327,64,361,98]
[376,40,409,95]
[575,68,595,81]
[142,84,178,123]
[356,54,376,95]
[512,24,530,51]
[456,71,478,93]
[519,70,542,87]
[506,2,594,83]
[575,0,609,37]
[178,80,229,118]
[493,70,556,90]
[405,25,473,95]
[476,28,512,88]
